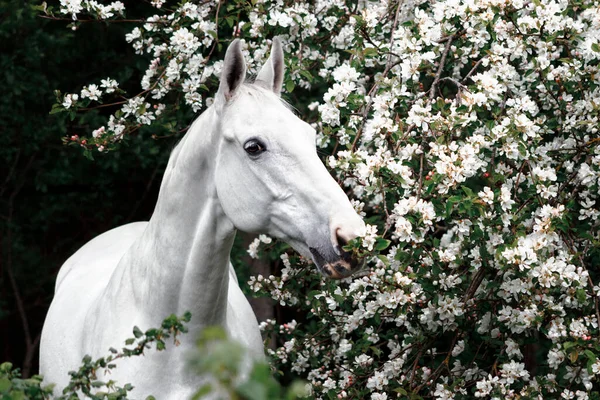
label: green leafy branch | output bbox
[57,311,191,400]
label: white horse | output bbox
[40,38,365,399]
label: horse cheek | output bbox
[216,169,264,232]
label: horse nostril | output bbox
[331,216,365,256]
[333,225,359,257]
[336,233,348,248]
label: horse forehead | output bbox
[227,94,308,135]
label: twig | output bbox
[4,155,37,377]
[416,152,425,199]
[413,333,458,393]
[439,77,469,106]
[393,123,415,153]
[80,70,166,113]
[512,160,528,197]
[462,266,488,303]
[436,30,464,43]
[22,333,41,379]
[201,1,222,67]
[0,150,20,199]
[429,35,454,102]
[462,57,486,83]
[409,347,425,388]
[79,100,127,112]
[39,15,163,24]
[6,268,32,367]
[439,77,467,90]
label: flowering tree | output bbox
[46,0,600,398]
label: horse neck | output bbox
[115,109,235,327]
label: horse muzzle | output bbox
[310,246,364,280]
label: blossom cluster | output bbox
[59,0,124,20]
[50,0,600,398]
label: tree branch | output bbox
[428,35,454,102]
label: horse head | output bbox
[212,38,365,279]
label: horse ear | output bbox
[255,37,284,97]
[218,39,247,102]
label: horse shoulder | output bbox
[41,221,149,391]
[54,221,149,291]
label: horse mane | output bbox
[243,81,297,113]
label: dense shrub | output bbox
[46,0,600,398]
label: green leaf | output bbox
[133,326,143,338]
[377,254,390,266]
[285,80,295,93]
[592,43,600,52]
[49,103,65,115]
[576,288,587,303]
[298,70,313,83]
[584,350,596,361]
[236,379,268,400]
[145,328,158,337]
[569,350,579,363]
[83,149,94,161]
[183,311,192,322]
[461,186,474,197]
[588,357,598,375]
[363,47,378,57]
[285,381,310,399]
[375,238,391,251]
[563,341,577,350]
[11,391,25,400]
[191,384,213,400]
[0,363,13,373]
[30,2,48,13]
[197,326,227,346]
[445,196,461,216]
[0,377,12,392]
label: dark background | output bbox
[1,1,203,377]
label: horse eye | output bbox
[244,140,266,155]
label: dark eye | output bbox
[244,139,266,156]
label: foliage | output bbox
[0,313,191,400]
[1,313,305,400]
[45,0,600,399]
[190,326,308,400]
[0,362,53,400]
[57,312,191,400]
